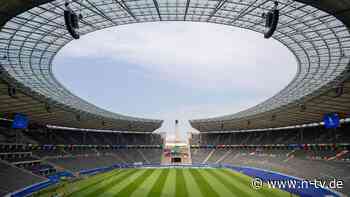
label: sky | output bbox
[53,21,296,141]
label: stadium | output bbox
[0,0,350,196]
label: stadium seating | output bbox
[0,160,45,196]
[190,123,350,146]
[21,129,163,146]
[32,149,66,158]
[139,148,163,164]
[206,149,228,163]
[190,148,212,163]
[0,124,164,196]
[47,155,116,172]
[43,147,162,172]
[190,122,350,194]
[191,147,350,194]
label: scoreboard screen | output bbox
[171,157,182,163]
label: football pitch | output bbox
[34,168,296,197]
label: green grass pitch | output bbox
[34,168,297,197]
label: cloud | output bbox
[54,22,296,139]
[58,22,296,92]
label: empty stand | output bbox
[0,160,45,196]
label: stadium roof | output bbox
[190,0,350,132]
[0,0,349,132]
[0,0,165,132]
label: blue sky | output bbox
[53,22,296,141]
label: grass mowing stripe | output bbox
[70,170,130,197]
[161,168,176,197]
[220,169,290,197]
[206,169,254,197]
[146,169,170,197]
[68,170,121,196]
[130,169,162,197]
[114,169,155,197]
[85,169,139,197]
[200,169,233,197]
[98,169,146,197]
[189,169,220,197]
[183,169,202,197]
[175,169,188,197]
